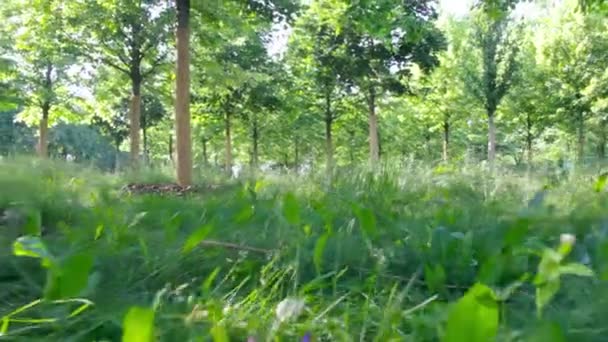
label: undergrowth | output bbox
[1,157,607,341]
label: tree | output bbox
[243,74,282,169]
[69,0,174,169]
[541,7,608,162]
[502,38,552,165]
[49,122,116,170]
[95,94,165,163]
[175,0,191,185]
[191,0,297,175]
[0,109,36,156]
[417,19,474,163]
[337,0,445,164]
[91,114,128,170]
[2,0,77,158]
[465,3,520,164]
[288,0,350,173]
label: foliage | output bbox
[3,0,608,338]
[0,159,607,340]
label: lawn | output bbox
[1,158,607,341]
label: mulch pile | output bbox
[121,183,221,196]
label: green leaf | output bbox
[595,172,608,192]
[355,207,377,238]
[234,205,254,223]
[94,224,104,240]
[122,306,155,342]
[13,236,54,267]
[528,321,567,342]
[1,317,8,335]
[302,224,312,236]
[44,253,94,300]
[283,192,300,225]
[494,274,529,301]
[559,263,594,277]
[182,223,214,254]
[23,210,42,236]
[314,232,330,274]
[535,279,560,318]
[128,212,148,229]
[211,324,229,342]
[477,254,504,285]
[534,249,562,285]
[443,283,499,342]
[505,218,529,247]
[424,263,446,293]
[201,267,221,297]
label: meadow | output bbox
[1,158,606,341]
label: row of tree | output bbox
[1,0,607,183]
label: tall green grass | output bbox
[0,157,607,341]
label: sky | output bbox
[440,0,473,17]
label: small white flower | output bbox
[560,233,576,246]
[275,297,306,323]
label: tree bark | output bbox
[442,120,449,162]
[38,103,50,158]
[175,0,192,185]
[324,91,334,172]
[224,111,233,174]
[487,113,497,164]
[38,63,53,158]
[367,86,379,165]
[129,79,142,169]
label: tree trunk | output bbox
[577,113,585,163]
[224,111,232,174]
[442,120,449,162]
[38,64,53,158]
[367,86,379,165]
[129,78,142,169]
[175,0,192,185]
[38,102,51,158]
[487,113,497,164]
[38,103,50,158]
[325,91,334,172]
[252,112,259,169]
[526,112,533,166]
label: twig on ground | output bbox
[199,239,274,255]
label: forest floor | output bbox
[1,158,607,341]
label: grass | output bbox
[0,157,607,341]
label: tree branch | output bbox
[142,52,168,77]
[101,56,130,75]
